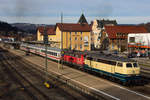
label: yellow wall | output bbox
[55,26,91,51]
[37,30,43,41]
[37,29,56,42]
[48,35,56,41]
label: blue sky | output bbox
[0,0,150,24]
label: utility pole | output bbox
[58,12,64,69]
[43,27,50,88]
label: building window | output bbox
[129,37,135,43]
[117,33,122,37]
[75,37,77,40]
[70,45,72,49]
[81,37,82,40]
[80,45,82,49]
[75,44,77,49]
[70,37,71,40]
[81,32,82,35]
[75,32,77,35]
[112,42,114,49]
[70,32,72,40]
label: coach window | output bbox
[129,37,135,43]
[110,61,116,66]
[117,62,123,67]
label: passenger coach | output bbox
[20,43,61,61]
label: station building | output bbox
[37,14,92,51]
[55,23,91,51]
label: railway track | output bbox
[140,64,150,83]
[0,47,96,100]
[0,49,51,100]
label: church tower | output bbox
[78,13,88,24]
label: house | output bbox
[91,19,117,49]
[103,25,148,52]
[37,26,56,41]
[55,23,91,51]
[37,26,60,47]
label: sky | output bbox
[0,0,150,24]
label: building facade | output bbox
[91,19,117,49]
[55,23,91,51]
[104,25,148,52]
[37,26,60,47]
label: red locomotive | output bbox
[63,50,85,68]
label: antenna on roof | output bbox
[82,9,84,14]
[61,12,63,24]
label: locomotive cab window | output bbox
[117,62,123,67]
[126,63,132,68]
[87,57,93,60]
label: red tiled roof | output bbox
[105,25,148,39]
[38,26,55,35]
[56,23,91,32]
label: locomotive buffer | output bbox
[43,27,50,88]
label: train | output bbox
[20,43,141,85]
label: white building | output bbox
[128,33,150,48]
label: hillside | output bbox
[0,21,19,36]
[11,23,54,34]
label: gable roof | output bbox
[38,26,55,35]
[78,13,88,24]
[105,25,148,39]
[56,23,91,32]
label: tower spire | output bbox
[78,13,88,24]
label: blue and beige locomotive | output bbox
[84,52,140,85]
